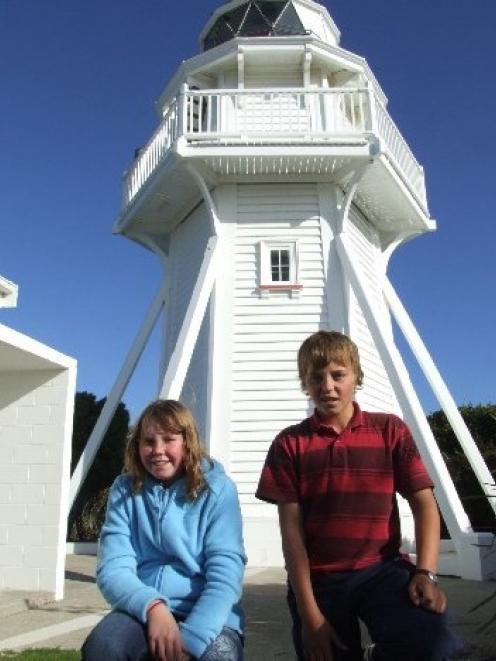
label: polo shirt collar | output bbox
[309,401,364,433]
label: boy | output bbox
[256,331,461,661]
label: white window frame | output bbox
[258,240,302,295]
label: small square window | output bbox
[259,240,302,293]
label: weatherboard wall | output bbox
[347,206,400,415]
[164,202,211,438]
[230,182,327,514]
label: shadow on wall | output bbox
[0,369,60,410]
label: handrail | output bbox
[122,98,179,206]
[373,96,427,210]
[183,87,371,138]
[122,86,427,213]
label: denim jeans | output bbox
[81,609,243,661]
[287,558,464,661]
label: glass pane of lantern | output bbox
[257,1,287,25]
[225,3,249,34]
[204,17,235,50]
[240,3,271,36]
[273,2,306,36]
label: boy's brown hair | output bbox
[298,331,364,388]
[125,399,211,500]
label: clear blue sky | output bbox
[1,0,495,421]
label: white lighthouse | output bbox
[71,0,495,579]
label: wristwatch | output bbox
[414,568,438,583]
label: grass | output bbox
[0,651,79,660]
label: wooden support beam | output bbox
[335,232,472,543]
[160,236,218,400]
[384,277,496,514]
[68,279,168,507]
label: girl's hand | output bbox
[147,602,184,661]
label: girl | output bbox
[82,399,246,661]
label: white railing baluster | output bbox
[121,86,427,214]
[350,93,356,130]
[358,91,365,131]
[373,95,427,209]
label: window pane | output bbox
[240,3,271,36]
[273,2,306,36]
[225,3,249,33]
[204,17,235,50]
[257,0,287,25]
[269,248,291,282]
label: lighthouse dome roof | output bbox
[201,0,340,51]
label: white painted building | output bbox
[0,276,76,599]
[71,0,495,579]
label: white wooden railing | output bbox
[123,100,179,206]
[373,97,427,210]
[182,87,371,138]
[122,86,427,212]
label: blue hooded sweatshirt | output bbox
[96,459,246,658]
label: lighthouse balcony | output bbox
[117,86,432,235]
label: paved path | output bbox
[0,555,494,659]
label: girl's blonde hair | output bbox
[125,399,210,500]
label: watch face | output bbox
[416,568,438,583]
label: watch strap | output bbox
[414,568,438,583]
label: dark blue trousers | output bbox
[287,558,463,661]
[81,610,243,661]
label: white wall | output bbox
[164,202,211,438]
[231,183,326,515]
[0,325,75,598]
[347,206,400,415]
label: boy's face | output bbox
[304,359,358,424]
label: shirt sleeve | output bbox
[391,417,434,498]
[178,477,246,659]
[255,433,300,504]
[96,476,165,622]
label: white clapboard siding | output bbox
[245,68,303,89]
[347,206,399,414]
[164,203,211,436]
[230,323,320,334]
[233,395,306,408]
[231,183,326,505]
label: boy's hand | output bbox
[147,602,184,660]
[408,573,447,613]
[302,612,348,660]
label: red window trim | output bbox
[258,284,303,291]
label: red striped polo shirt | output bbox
[255,403,434,572]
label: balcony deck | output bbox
[116,86,432,238]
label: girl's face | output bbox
[138,419,185,485]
